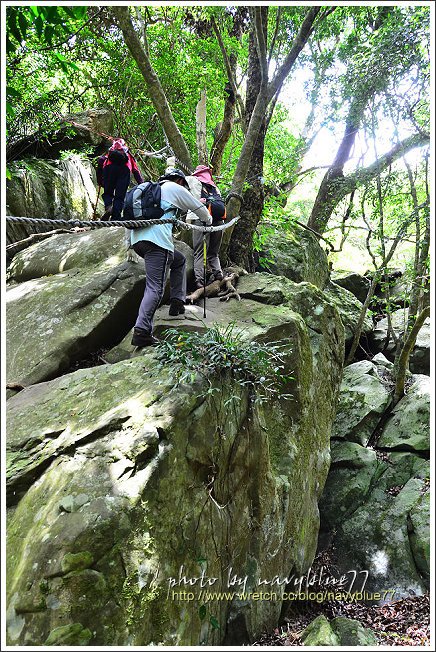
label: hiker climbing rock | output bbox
[130,168,212,348]
[187,165,226,290]
[96,138,143,220]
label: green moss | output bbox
[61,551,94,574]
[39,580,50,595]
[121,572,168,640]
[44,623,93,645]
[301,615,339,646]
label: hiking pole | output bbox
[93,185,102,220]
[203,230,207,318]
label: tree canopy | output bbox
[6,4,430,275]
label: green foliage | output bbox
[6,6,95,146]
[264,104,304,186]
[155,324,292,402]
[59,148,94,161]
[6,5,88,55]
[4,2,430,276]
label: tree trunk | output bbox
[393,306,430,405]
[308,132,430,235]
[308,95,367,233]
[195,89,208,166]
[225,6,320,224]
[210,55,237,175]
[227,129,266,269]
[404,158,430,328]
[111,6,193,170]
[226,10,267,269]
[345,275,379,365]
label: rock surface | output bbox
[6,229,144,391]
[6,261,345,644]
[7,156,98,225]
[300,614,339,646]
[331,271,371,304]
[256,225,330,289]
[6,108,114,162]
[320,346,430,602]
[300,614,377,646]
[377,375,430,452]
[369,308,430,374]
[330,616,378,646]
[331,360,391,446]
[322,281,372,347]
[6,229,194,392]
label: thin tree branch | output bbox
[268,7,282,64]
[267,7,322,103]
[252,7,269,82]
[393,306,430,405]
[210,16,245,126]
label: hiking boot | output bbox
[131,328,159,347]
[214,272,223,281]
[101,205,112,221]
[169,298,185,316]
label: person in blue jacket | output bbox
[130,168,212,347]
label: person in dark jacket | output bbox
[187,165,226,289]
[96,139,143,220]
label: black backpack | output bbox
[107,139,129,165]
[119,182,164,224]
[108,149,128,165]
[201,183,226,221]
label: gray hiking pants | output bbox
[192,220,223,286]
[132,240,186,334]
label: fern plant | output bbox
[155,323,293,403]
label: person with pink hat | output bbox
[190,165,226,289]
[96,138,143,220]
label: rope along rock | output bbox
[6,215,240,233]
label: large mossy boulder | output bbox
[6,154,101,253]
[256,225,330,289]
[331,271,371,304]
[6,228,144,391]
[331,359,391,446]
[109,273,346,399]
[7,155,98,223]
[318,441,380,530]
[377,375,430,452]
[6,229,193,392]
[8,225,126,282]
[322,281,372,347]
[62,108,114,146]
[6,108,114,161]
[6,269,345,644]
[408,490,430,582]
[369,308,430,374]
[330,616,378,646]
[301,614,377,646]
[320,352,430,601]
[320,445,430,599]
